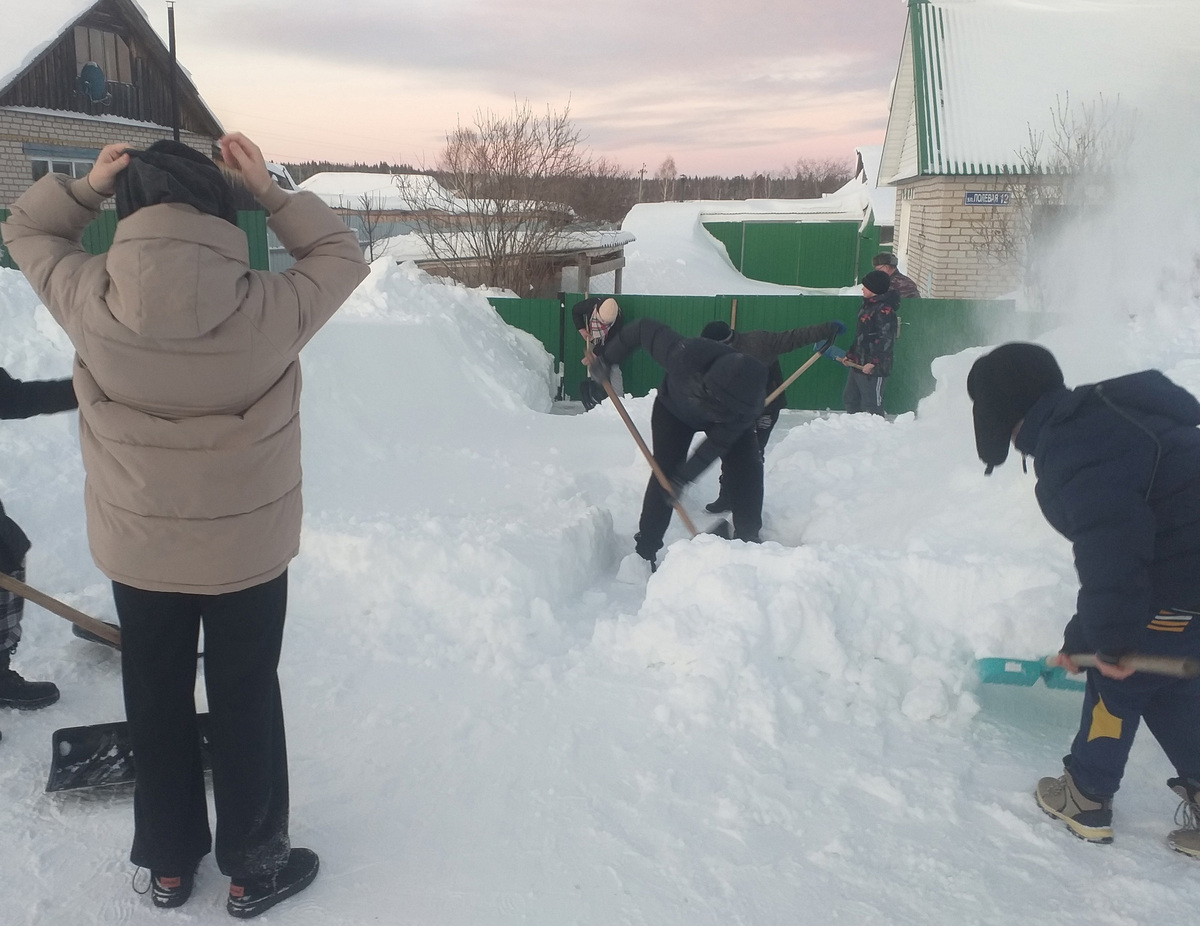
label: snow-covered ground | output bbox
[3,123,1200,923]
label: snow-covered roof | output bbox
[856,145,895,230]
[880,0,1193,181]
[376,226,634,264]
[0,0,113,90]
[298,172,455,212]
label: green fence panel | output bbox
[236,210,270,271]
[742,224,802,285]
[80,210,118,255]
[0,208,10,269]
[488,297,563,364]
[704,221,868,288]
[701,223,744,271]
[2,207,270,271]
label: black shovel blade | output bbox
[71,620,120,651]
[706,519,732,539]
[47,713,214,793]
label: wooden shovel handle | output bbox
[0,571,121,648]
[596,375,700,537]
[1057,653,1200,678]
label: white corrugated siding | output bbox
[912,0,1195,175]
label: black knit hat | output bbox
[862,270,890,295]
[701,321,734,343]
[966,343,1064,474]
[115,139,237,224]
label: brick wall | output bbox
[892,175,1021,299]
[0,108,215,207]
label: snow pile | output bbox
[3,134,1200,920]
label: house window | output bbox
[74,26,133,84]
[25,145,99,183]
[30,159,95,181]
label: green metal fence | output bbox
[1,208,271,271]
[490,292,1025,415]
[702,221,881,288]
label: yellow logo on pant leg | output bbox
[1087,695,1124,742]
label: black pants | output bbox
[114,571,291,878]
[636,398,763,559]
[714,409,778,500]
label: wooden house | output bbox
[0,0,223,209]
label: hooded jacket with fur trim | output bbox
[2,174,369,593]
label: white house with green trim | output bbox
[879,0,1190,299]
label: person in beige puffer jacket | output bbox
[2,132,368,915]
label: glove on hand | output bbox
[651,477,686,511]
[830,319,847,336]
[587,354,612,385]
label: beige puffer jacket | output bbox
[2,174,369,593]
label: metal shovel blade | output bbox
[47,713,214,793]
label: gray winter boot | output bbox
[1168,778,1200,859]
[1035,768,1113,843]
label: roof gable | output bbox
[881,0,1194,179]
[1,0,222,137]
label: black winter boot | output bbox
[0,646,60,710]
[228,848,319,919]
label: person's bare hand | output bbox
[862,362,876,375]
[218,132,273,198]
[86,144,133,196]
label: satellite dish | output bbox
[77,61,109,103]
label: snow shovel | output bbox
[811,341,864,372]
[592,366,729,539]
[47,712,214,793]
[763,335,842,407]
[0,571,121,648]
[977,653,1200,692]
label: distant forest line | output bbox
[280,158,856,225]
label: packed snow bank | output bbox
[3,205,1200,923]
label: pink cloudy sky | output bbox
[145,0,909,175]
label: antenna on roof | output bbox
[77,61,110,105]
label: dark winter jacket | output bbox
[1013,371,1200,658]
[884,270,921,301]
[571,296,625,345]
[0,367,78,572]
[846,293,897,376]
[0,368,77,420]
[601,318,767,485]
[727,322,840,414]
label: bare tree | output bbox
[656,156,677,202]
[349,191,389,262]
[976,93,1136,306]
[409,99,593,294]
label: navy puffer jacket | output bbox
[601,318,766,484]
[1014,371,1200,656]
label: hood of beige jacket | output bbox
[104,202,250,339]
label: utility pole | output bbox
[637,162,646,203]
[167,2,179,141]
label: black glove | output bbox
[651,477,685,511]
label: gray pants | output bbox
[843,370,886,415]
